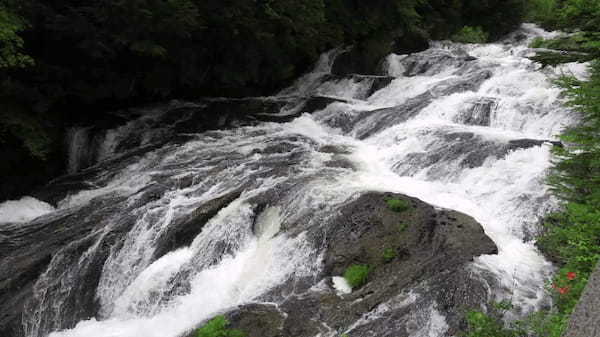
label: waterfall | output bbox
[0,24,588,337]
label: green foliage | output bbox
[528,0,600,31]
[196,315,246,337]
[528,32,600,66]
[464,308,567,337]
[555,77,600,187]
[463,299,567,337]
[451,26,489,44]
[540,63,600,306]
[397,223,409,232]
[0,103,53,160]
[386,198,411,212]
[526,0,559,27]
[529,51,595,67]
[492,300,514,312]
[530,32,600,55]
[0,4,33,68]
[382,248,397,263]
[343,264,370,288]
[464,310,520,337]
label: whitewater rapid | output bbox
[0,24,587,337]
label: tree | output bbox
[0,2,33,68]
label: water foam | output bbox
[0,197,55,223]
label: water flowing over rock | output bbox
[0,24,578,337]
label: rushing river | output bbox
[0,24,588,337]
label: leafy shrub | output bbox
[451,26,489,44]
[343,264,370,288]
[386,198,411,213]
[382,248,397,263]
[530,37,546,48]
[526,0,559,27]
[196,315,246,337]
[464,310,517,337]
[0,6,33,68]
[528,0,600,30]
[464,308,568,337]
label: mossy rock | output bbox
[529,32,600,66]
[529,50,594,67]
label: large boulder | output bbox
[206,192,497,337]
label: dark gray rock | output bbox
[401,49,478,77]
[563,263,600,337]
[318,74,394,100]
[393,31,430,55]
[352,69,492,139]
[392,129,561,178]
[331,42,392,77]
[151,190,243,260]
[322,192,497,278]
[365,75,395,97]
[455,97,497,126]
[60,98,294,178]
[300,96,349,114]
[227,304,286,337]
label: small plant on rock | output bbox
[386,198,411,213]
[196,315,246,337]
[382,248,397,263]
[343,264,370,288]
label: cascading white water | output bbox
[1,23,588,337]
[0,196,55,223]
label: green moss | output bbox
[451,26,489,44]
[382,248,397,263]
[343,264,370,288]
[0,103,55,161]
[386,198,411,213]
[529,51,594,67]
[397,223,409,232]
[196,315,246,337]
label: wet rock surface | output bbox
[0,196,130,337]
[210,192,497,337]
[59,97,298,178]
[456,97,497,126]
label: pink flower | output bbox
[559,287,570,295]
[567,272,577,280]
